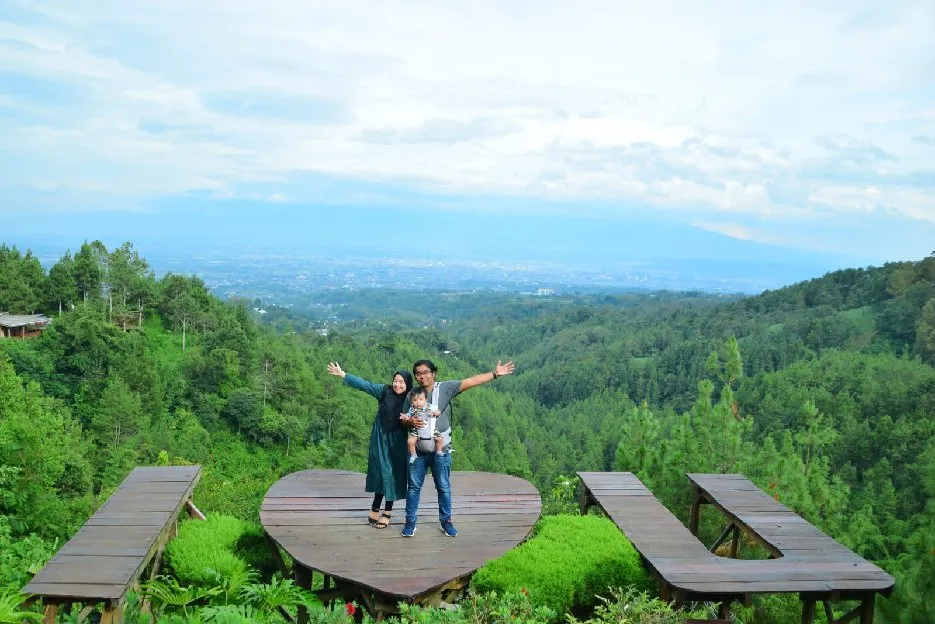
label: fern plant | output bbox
[198,604,268,624]
[0,592,41,624]
[205,568,258,606]
[141,576,220,617]
[566,588,716,623]
[239,574,309,614]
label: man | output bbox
[399,358,515,537]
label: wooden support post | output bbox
[718,600,731,619]
[357,590,377,622]
[77,605,95,622]
[140,539,166,615]
[186,499,206,520]
[149,543,167,580]
[690,491,703,535]
[801,598,817,624]
[100,605,124,624]
[673,589,686,610]
[729,525,740,558]
[42,603,58,624]
[295,565,312,624]
[859,595,875,624]
[578,484,591,515]
[267,534,291,578]
[709,522,735,554]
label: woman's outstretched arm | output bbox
[327,361,385,399]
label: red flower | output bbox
[345,603,356,616]
[521,588,528,596]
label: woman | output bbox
[326,362,412,528]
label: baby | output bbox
[403,386,444,463]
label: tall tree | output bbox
[45,252,78,314]
[0,245,45,313]
[71,241,106,303]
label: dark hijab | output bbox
[377,369,413,432]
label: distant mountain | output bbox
[3,202,869,293]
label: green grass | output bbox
[472,515,653,615]
[166,514,266,586]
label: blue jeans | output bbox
[405,451,452,523]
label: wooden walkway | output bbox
[579,472,894,623]
[261,469,541,621]
[23,465,202,622]
[688,473,894,622]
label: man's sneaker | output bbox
[401,521,417,537]
[440,520,458,537]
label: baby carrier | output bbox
[414,382,453,453]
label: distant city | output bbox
[15,239,841,307]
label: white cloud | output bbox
[1,0,934,229]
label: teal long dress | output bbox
[343,374,409,501]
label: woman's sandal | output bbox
[375,512,392,529]
[368,510,380,527]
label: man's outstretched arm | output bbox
[458,360,516,393]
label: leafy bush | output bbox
[0,590,41,623]
[396,590,556,624]
[541,474,581,516]
[0,516,55,593]
[166,515,257,586]
[471,515,653,615]
[569,588,715,623]
[235,524,278,579]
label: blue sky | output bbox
[2,1,935,271]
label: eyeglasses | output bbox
[414,369,433,376]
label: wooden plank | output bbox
[85,514,174,527]
[678,579,894,593]
[684,473,895,595]
[17,583,126,601]
[30,561,141,585]
[56,544,151,558]
[23,465,201,601]
[579,471,896,600]
[262,470,541,600]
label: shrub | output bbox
[235,524,278,579]
[395,590,556,624]
[166,515,255,586]
[472,515,653,616]
[0,516,55,593]
[569,588,716,623]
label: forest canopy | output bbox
[1,241,933,622]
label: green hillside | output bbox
[1,242,933,622]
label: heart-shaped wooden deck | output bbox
[261,469,541,600]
